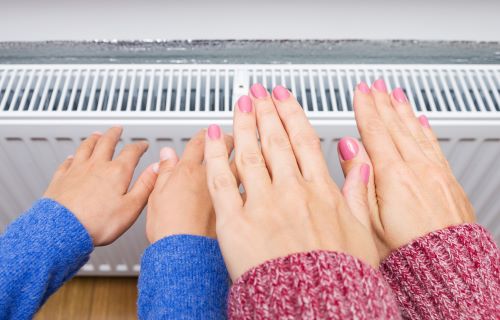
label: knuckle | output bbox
[238,151,265,168]
[363,119,387,136]
[211,173,236,191]
[292,131,322,150]
[267,133,292,151]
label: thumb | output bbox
[342,163,371,228]
[125,163,160,216]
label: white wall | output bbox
[0,0,499,42]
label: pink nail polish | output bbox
[273,85,290,101]
[360,164,370,186]
[338,137,359,161]
[152,162,160,174]
[373,79,387,93]
[393,88,408,103]
[238,95,252,113]
[207,124,221,140]
[357,82,370,94]
[418,115,430,128]
[250,83,268,99]
[160,147,176,161]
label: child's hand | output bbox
[205,85,379,281]
[146,130,233,243]
[44,127,158,246]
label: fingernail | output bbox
[160,147,176,161]
[207,124,221,140]
[360,164,370,186]
[67,155,74,159]
[338,137,359,161]
[250,83,268,99]
[238,95,252,113]
[418,115,430,128]
[273,85,290,101]
[92,131,102,136]
[152,162,160,174]
[373,79,387,93]
[393,88,408,103]
[357,82,370,94]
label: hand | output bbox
[204,84,379,281]
[44,127,158,246]
[146,130,234,243]
[339,79,475,257]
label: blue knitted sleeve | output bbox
[0,198,94,319]
[138,235,230,319]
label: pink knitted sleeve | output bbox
[380,224,500,319]
[228,251,401,319]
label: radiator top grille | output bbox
[1,65,499,117]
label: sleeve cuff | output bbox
[229,250,400,319]
[380,223,500,319]
[138,234,230,319]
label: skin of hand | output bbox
[145,130,234,243]
[204,84,379,281]
[44,127,159,246]
[337,79,476,259]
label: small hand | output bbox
[341,80,475,257]
[146,130,234,243]
[205,84,379,281]
[44,127,158,246]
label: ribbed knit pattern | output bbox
[138,234,230,319]
[380,224,500,320]
[228,251,401,319]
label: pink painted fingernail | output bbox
[207,124,221,140]
[160,147,176,161]
[360,164,370,186]
[273,85,290,101]
[250,83,268,99]
[393,88,408,103]
[357,82,370,94]
[152,162,160,174]
[373,79,387,93]
[418,115,430,128]
[238,95,252,113]
[338,137,359,161]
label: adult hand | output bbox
[338,79,475,258]
[44,127,158,246]
[204,84,379,281]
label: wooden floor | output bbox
[35,277,138,320]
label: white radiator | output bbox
[0,64,499,275]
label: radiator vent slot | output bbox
[1,65,499,115]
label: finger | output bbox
[154,147,179,187]
[353,82,402,169]
[182,130,206,164]
[272,85,331,183]
[205,124,243,221]
[92,126,123,161]
[51,155,74,180]
[124,163,159,223]
[418,115,448,165]
[391,88,440,163]
[250,83,301,182]
[73,131,102,163]
[114,141,149,184]
[370,79,427,162]
[234,95,271,197]
[337,137,379,229]
[341,162,371,228]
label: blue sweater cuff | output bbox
[0,198,94,318]
[138,235,229,319]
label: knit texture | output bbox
[0,198,94,320]
[380,224,500,320]
[228,251,401,319]
[138,234,230,319]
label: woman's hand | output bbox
[338,79,475,258]
[146,130,233,243]
[44,127,158,246]
[204,84,379,281]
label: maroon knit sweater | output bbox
[228,224,499,319]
